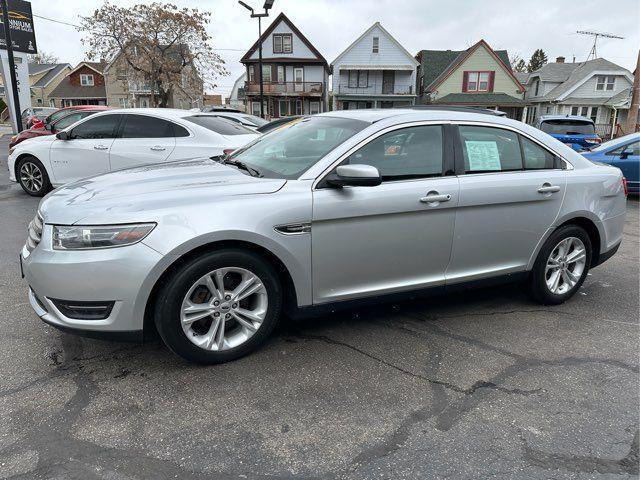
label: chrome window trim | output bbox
[454,120,574,172]
[312,120,451,190]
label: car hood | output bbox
[39,158,287,225]
[18,133,56,146]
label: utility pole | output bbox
[1,0,22,132]
[625,49,639,135]
[239,0,274,119]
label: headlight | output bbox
[8,147,15,155]
[52,223,156,250]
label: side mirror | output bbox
[56,131,69,140]
[326,164,382,187]
[619,150,630,159]
[44,123,52,131]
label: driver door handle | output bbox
[537,183,560,194]
[93,144,108,151]
[150,145,166,151]
[420,193,451,204]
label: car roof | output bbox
[89,108,218,120]
[315,107,515,124]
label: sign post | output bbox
[0,0,36,133]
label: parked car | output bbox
[535,115,601,151]
[8,108,259,196]
[30,105,111,130]
[206,111,269,130]
[581,132,639,194]
[21,107,58,129]
[9,108,110,149]
[256,116,304,134]
[21,109,626,364]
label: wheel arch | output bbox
[141,239,300,337]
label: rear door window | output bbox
[459,125,523,173]
[185,115,256,135]
[119,114,177,138]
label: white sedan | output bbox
[8,108,259,196]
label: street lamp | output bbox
[239,0,274,119]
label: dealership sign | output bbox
[0,0,37,54]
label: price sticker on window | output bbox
[465,141,501,171]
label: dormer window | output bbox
[273,34,292,54]
[464,71,493,92]
[372,37,379,53]
[80,73,94,86]
[596,75,615,91]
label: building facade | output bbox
[522,57,634,138]
[240,13,329,118]
[48,62,107,108]
[416,40,526,119]
[228,72,247,111]
[331,22,418,110]
[28,63,72,107]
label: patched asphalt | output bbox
[0,136,638,479]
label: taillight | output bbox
[585,137,601,144]
[622,177,629,196]
[223,148,235,156]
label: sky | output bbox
[31,0,640,97]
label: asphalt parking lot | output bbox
[0,135,638,480]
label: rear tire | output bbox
[154,249,282,364]
[16,156,52,197]
[527,225,592,305]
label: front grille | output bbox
[26,211,44,254]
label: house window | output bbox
[596,75,615,91]
[273,34,293,54]
[80,74,94,86]
[248,65,254,83]
[49,99,55,107]
[277,65,285,83]
[310,101,320,115]
[372,36,379,53]
[465,71,492,92]
[295,99,302,115]
[262,65,272,83]
[348,70,368,88]
[570,106,579,116]
[580,106,589,117]
[279,100,288,117]
[590,107,598,123]
[118,97,128,108]
[252,101,261,116]
[534,80,540,96]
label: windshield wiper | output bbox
[223,158,263,177]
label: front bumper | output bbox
[22,224,163,336]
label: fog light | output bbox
[50,299,114,320]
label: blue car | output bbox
[581,133,639,194]
[535,115,601,151]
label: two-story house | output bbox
[240,13,329,118]
[416,40,526,119]
[28,63,72,107]
[331,22,418,110]
[104,47,204,109]
[48,61,107,108]
[522,57,633,138]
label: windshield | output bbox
[242,115,268,127]
[540,119,595,135]
[227,116,369,179]
[184,115,256,135]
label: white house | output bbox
[228,72,246,111]
[522,57,634,138]
[240,13,329,118]
[331,22,419,110]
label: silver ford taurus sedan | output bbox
[21,108,627,364]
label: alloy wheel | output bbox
[19,162,43,193]
[545,236,587,295]
[180,267,268,351]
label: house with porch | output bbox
[48,61,107,108]
[331,22,418,110]
[415,40,526,119]
[521,57,634,138]
[240,13,329,118]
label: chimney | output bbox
[556,56,565,63]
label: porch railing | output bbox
[595,123,613,140]
[335,83,414,95]
[245,81,324,95]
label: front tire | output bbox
[154,249,283,364]
[16,156,52,197]
[527,225,592,305]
